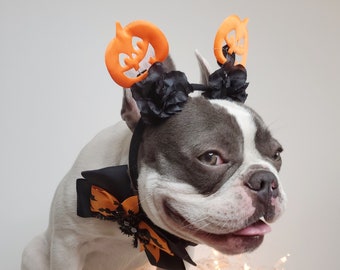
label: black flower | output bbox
[131,62,193,124]
[203,45,249,103]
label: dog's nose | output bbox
[245,171,279,202]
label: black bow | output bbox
[76,165,196,270]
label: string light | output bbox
[137,250,290,270]
[243,262,251,270]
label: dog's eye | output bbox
[198,151,224,166]
[273,147,283,161]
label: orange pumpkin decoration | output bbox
[214,15,249,67]
[105,21,169,88]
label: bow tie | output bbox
[76,165,196,270]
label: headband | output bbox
[105,15,249,190]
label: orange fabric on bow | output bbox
[90,186,173,262]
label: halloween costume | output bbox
[77,15,250,270]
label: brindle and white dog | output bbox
[22,56,286,270]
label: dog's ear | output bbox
[121,88,141,131]
[120,56,176,131]
[195,50,211,85]
[162,55,176,72]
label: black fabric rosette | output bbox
[203,45,249,103]
[131,62,193,125]
[203,62,249,102]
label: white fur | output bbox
[22,122,151,270]
[211,100,286,214]
[22,98,286,270]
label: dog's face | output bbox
[136,96,286,255]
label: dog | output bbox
[21,52,286,270]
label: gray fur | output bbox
[139,96,244,194]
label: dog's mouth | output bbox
[163,202,271,254]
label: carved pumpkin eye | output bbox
[198,151,224,166]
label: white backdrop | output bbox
[1,0,339,269]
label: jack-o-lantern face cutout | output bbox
[105,21,169,88]
[214,15,249,67]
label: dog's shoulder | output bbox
[50,121,132,225]
[76,121,132,169]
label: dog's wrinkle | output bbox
[158,200,202,242]
[163,199,215,234]
[164,197,255,236]
[181,216,212,233]
[165,186,256,235]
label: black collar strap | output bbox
[128,119,145,191]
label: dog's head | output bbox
[121,56,286,255]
